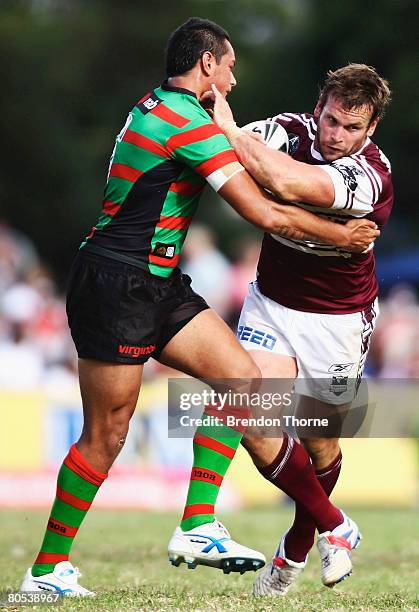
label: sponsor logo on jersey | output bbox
[331,163,365,192]
[237,325,277,350]
[288,132,300,155]
[328,362,354,373]
[119,344,156,357]
[152,243,176,259]
[329,375,348,396]
[137,92,162,114]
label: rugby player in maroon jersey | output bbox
[20,19,378,596]
[211,64,392,595]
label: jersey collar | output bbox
[161,80,197,99]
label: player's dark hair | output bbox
[318,63,392,124]
[166,17,230,77]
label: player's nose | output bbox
[331,126,344,142]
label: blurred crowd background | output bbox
[0,0,418,508]
[1,221,419,388]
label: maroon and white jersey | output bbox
[257,112,394,314]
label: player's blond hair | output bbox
[318,63,391,124]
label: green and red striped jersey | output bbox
[81,82,243,277]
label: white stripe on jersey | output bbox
[269,113,293,122]
[353,157,377,204]
[355,154,382,201]
[279,112,317,141]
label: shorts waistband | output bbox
[79,243,181,283]
[81,243,150,271]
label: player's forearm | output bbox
[268,202,350,247]
[225,130,284,193]
[225,128,334,206]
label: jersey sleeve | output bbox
[317,157,381,216]
[166,120,244,192]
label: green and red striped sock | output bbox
[180,405,247,531]
[31,444,107,577]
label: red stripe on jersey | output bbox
[109,163,143,183]
[56,486,92,511]
[122,129,169,158]
[137,92,152,104]
[47,518,78,538]
[194,149,238,177]
[103,200,121,216]
[150,104,190,128]
[35,552,69,565]
[148,253,180,268]
[64,444,107,488]
[182,503,215,520]
[166,124,222,155]
[193,433,236,459]
[157,215,192,231]
[191,467,223,487]
[169,179,205,197]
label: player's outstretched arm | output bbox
[211,85,334,207]
[219,171,379,253]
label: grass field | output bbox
[1,507,418,611]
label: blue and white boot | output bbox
[20,561,94,597]
[168,518,266,574]
[253,530,306,597]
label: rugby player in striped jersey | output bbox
[20,20,378,596]
[211,64,392,595]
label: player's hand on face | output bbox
[200,90,215,117]
[211,84,235,129]
[344,218,380,253]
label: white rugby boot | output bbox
[253,531,306,597]
[317,510,362,587]
[20,561,95,597]
[168,518,266,574]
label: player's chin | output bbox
[322,151,342,162]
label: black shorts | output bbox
[66,250,209,364]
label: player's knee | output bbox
[232,360,261,389]
[302,437,340,465]
[82,401,134,447]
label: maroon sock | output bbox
[283,451,342,562]
[258,436,342,536]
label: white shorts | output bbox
[237,281,379,404]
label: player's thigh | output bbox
[248,350,297,379]
[78,358,143,423]
[158,308,260,381]
[237,282,297,373]
[293,304,378,404]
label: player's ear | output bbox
[367,118,379,138]
[313,100,322,120]
[201,51,215,76]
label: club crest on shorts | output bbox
[329,375,349,396]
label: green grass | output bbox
[1,507,418,611]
